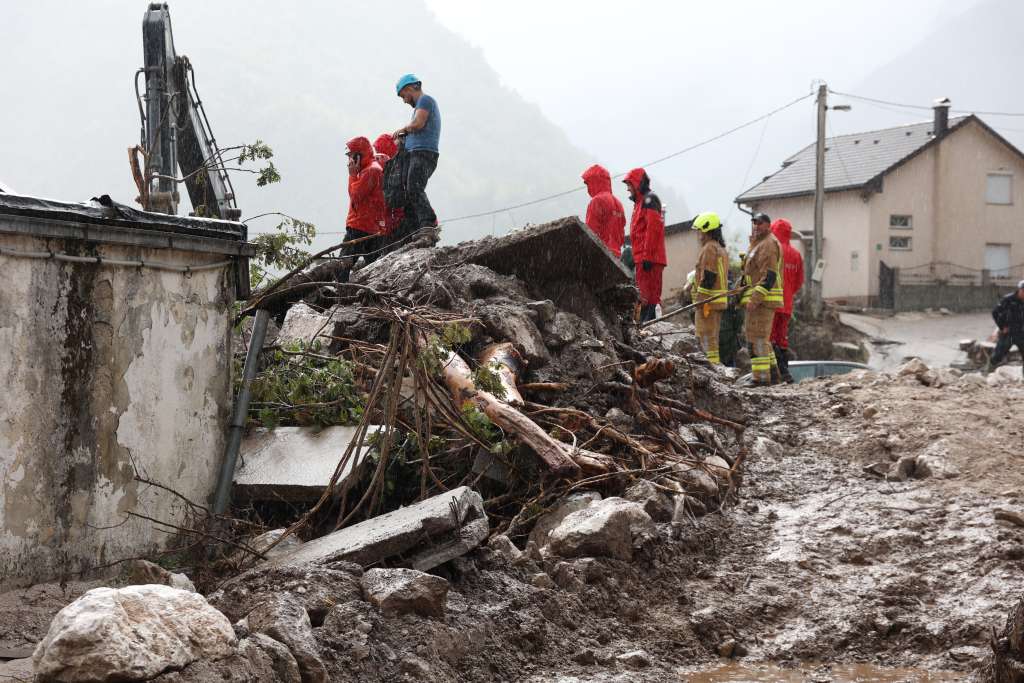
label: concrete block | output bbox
[266,487,488,572]
[234,426,381,503]
[466,217,631,294]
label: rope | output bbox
[0,246,231,274]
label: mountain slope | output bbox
[1,0,681,246]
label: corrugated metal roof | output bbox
[736,116,970,202]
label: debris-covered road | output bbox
[6,219,1024,682]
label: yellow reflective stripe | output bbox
[717,257,727,292]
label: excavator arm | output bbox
[135,2,249,296]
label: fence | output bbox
[879,260,1024,312]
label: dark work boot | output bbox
[639,304,658,324]
[774,344,794,383]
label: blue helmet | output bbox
[395,73,421,95]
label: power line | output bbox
[829,89,1024,118]
[439,90,815,225]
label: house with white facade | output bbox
[735,102,1024,308]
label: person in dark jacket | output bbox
[989,280,1024,375]
[582,164,626,256]
[340,136,386,282]
[623,168,666,324]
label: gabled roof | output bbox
[736,115,985,203]
[665,219,694,237]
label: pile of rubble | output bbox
[20,217,772,682]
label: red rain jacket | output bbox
[771,218,805,315]
[346,136,386,235]
[582,164,626,256]
[624,168,666,266]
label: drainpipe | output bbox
[213,308,269,515]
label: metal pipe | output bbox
[213,308,269,515]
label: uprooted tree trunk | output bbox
[422,334,617,478]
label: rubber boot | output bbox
[770,362,782,386]
[774,344,794,383]
[639,304,658,324]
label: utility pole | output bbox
[811,83,827,319]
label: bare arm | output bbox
[394,108,429,138]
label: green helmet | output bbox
[691,211,721,233]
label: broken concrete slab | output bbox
[266,486,488,572]
[466,217,631,294]
[233,426,381,503]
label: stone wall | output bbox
[0,229,237,589]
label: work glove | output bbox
[642,260,653,272]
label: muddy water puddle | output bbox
[676,662,961,682]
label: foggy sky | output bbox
[3,0,1019,249]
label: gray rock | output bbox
[546,497,656,561]
[246,529,305,561]
[615,649,651,668]
[526,299,557,324]
[750,435,783,460]
[125,559,196,593]
[277,303,332,348]
[361,568,449,618]
[551,562,586,592]
[703,455,732,483]
[572,648,597,665]
[528,490,602,549]
[263,486,487,572]
[247,594,327,683]
[623,479,673,522]
[33,585,236,683]
[530,573,555,589]
[671,464,719,500]
[209,564,363,624]
[239,633,302,683]
[862,405,879,419]
[400,655,432,679]
[891,455,918,481]
[487,534,522,562]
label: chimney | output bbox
[933,97,951,136]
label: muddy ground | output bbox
[6,365,1022,682]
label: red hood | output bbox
[346,136,374,170]
[771,218,793,243]
[373,134,398,159]
[582,164,612,197]
[623,167,649,195]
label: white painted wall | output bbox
[0,232,233,589]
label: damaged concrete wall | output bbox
[0,231,235,589]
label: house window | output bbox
[889,236,912,251]
[889,214,913,229]
[986,173,1013,205]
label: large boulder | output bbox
[361,568,450,618]
[209,564,363,626]
[546,497,656,561]
[623,479,673,522]
[276,303,333,348]
[33,585,236,682]
[528,490,602,548]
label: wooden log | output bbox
[477,342,525,407]
[427,341,581,477]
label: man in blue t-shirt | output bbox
[393,73,441,234]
